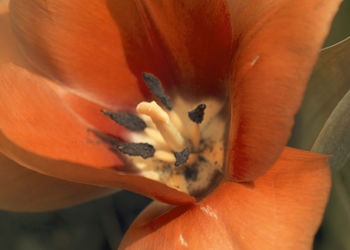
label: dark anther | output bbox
[174,147,190,167]
[188,104,206,124]
[142,72,172,110]
[101,110,146,131]
[116,142,155,159]
[91,131,154,159]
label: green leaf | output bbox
[316,160,350,250]
[300,37,350,250]
[289,36,350,150]
[312,89,350,172]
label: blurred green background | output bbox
[300,0,350,249]
[324,0,350,47]
[1,1,350,250]
[0,191,151,250]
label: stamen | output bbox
[142,72,172,110]
[192,124,201,151]
[169,110,184,134]
[101,110,146,131]
[116,142,155,159]
[174,147,191,167]
[137,101,185,151]
[154,150,176,163]
[138,114,156,128]
[136,101,169,123]
[144,127,169,149]
[95,75,226,199]
[188,104,206,124]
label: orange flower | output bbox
[0,0,342,249]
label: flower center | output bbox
[101,73,226,199]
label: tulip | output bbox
[0,0,342,249]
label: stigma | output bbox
[101,73,226,199]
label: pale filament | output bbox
[138,114,156,128]
[137,101,169,123]
[136,100,205,169]
[144,127,170,150]
[192,124,201,151]
[154,150,176,163]
[137,101,185,152]
[169,110,184,134]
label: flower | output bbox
[0,0,342,249]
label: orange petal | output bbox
[120,147,331,250]
[9,0,233,105]
[0,8,134,141]
[0,0,8,10]
[0,63,123,168]
[0,63,194,205]
[9,0,145,109]
[8,0,341,185]
[0,151,116,212]
[0,3,31,68]
[0,131,194,205]
[59,90,131,140]
[227,0,342,181]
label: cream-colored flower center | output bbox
[128,96,225,198]
[102,73,226,199]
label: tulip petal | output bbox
[0,63,194,205]
[0,131,194,205]
[121,147,331,250]
[0,8,134,140]
[0,10,15,63]
[227,0,342,181]
[105,0,233,97]
[9,0,233,106]
[0,0,8,10]
[8,0,341,185]
[59,90,131,140]
[9,0,149,109]
[0,151,116,212]
[0,4,31,68]
[0,63,123,168]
